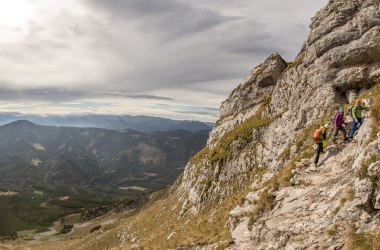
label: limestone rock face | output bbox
[179,0,380,212]
[176,0,380,248]
[219,53,286,119]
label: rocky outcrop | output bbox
[219,53,286,119]
[180,0,380,210]
[177,0,380,248]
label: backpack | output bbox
[313,128,322,142]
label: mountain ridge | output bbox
[0,114,214,133]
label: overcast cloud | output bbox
[0,0,328,121]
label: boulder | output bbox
[367,161,380,178]
[353,178,374,209]
[374,192,380,210]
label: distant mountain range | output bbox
[0,113,214,133]
[0,120,209,236]
[0,120,208,193]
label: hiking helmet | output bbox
[338,106,344,111]
[324,123,329,129]
[355,99,361,105]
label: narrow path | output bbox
[233,142,359,249]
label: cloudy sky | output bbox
[0,0,328,122]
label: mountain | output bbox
[0,120,209,190]
[0,114,214,133]
[2,0,380,249]
[0,120,208,237]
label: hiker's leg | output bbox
[358,118,363,129]
[349,120,357,139]
[314,143,322,165]
[341,125,348,141]
[338,126,344,137]
[332,127,338,142]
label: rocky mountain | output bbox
[2,0,380,249]
[0,114,214,133]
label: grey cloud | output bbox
[0,87,173,102]
[0,88,85,101]
[85,0,239,38]
[0,0,328,119]
[148,104,219,114]
[215,20,287,57]
[99,92,174,101]
[174,110,219,116]
[204,107,219,111]
[93,20,293,93]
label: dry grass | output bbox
[286,51,305,70]
[341,188,355,204]
[326,224,338,237]
[247,189,276,228]
[334,188,355,215]
[345,225,380,250]
[25,189,234,249]
[107,189,245,249]
[363,83,380,144]
[279,51,306,79]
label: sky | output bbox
[0,0,328,122]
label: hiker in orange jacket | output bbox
[313,124,328,168]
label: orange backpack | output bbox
[313,128,322,142]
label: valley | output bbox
[0,120,209,238]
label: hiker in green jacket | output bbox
[349,99,368,141]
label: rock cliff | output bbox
[177,0,380,248]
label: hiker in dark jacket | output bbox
[349,99,368,141]
[332,107,348,144]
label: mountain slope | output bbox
[0,120,208,189]
[3,0,380,249]
[0,121,208,237]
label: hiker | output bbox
[332,107,348,144]
[349,99,369,141]
[329,106,341,134]
[312,124,328,167]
